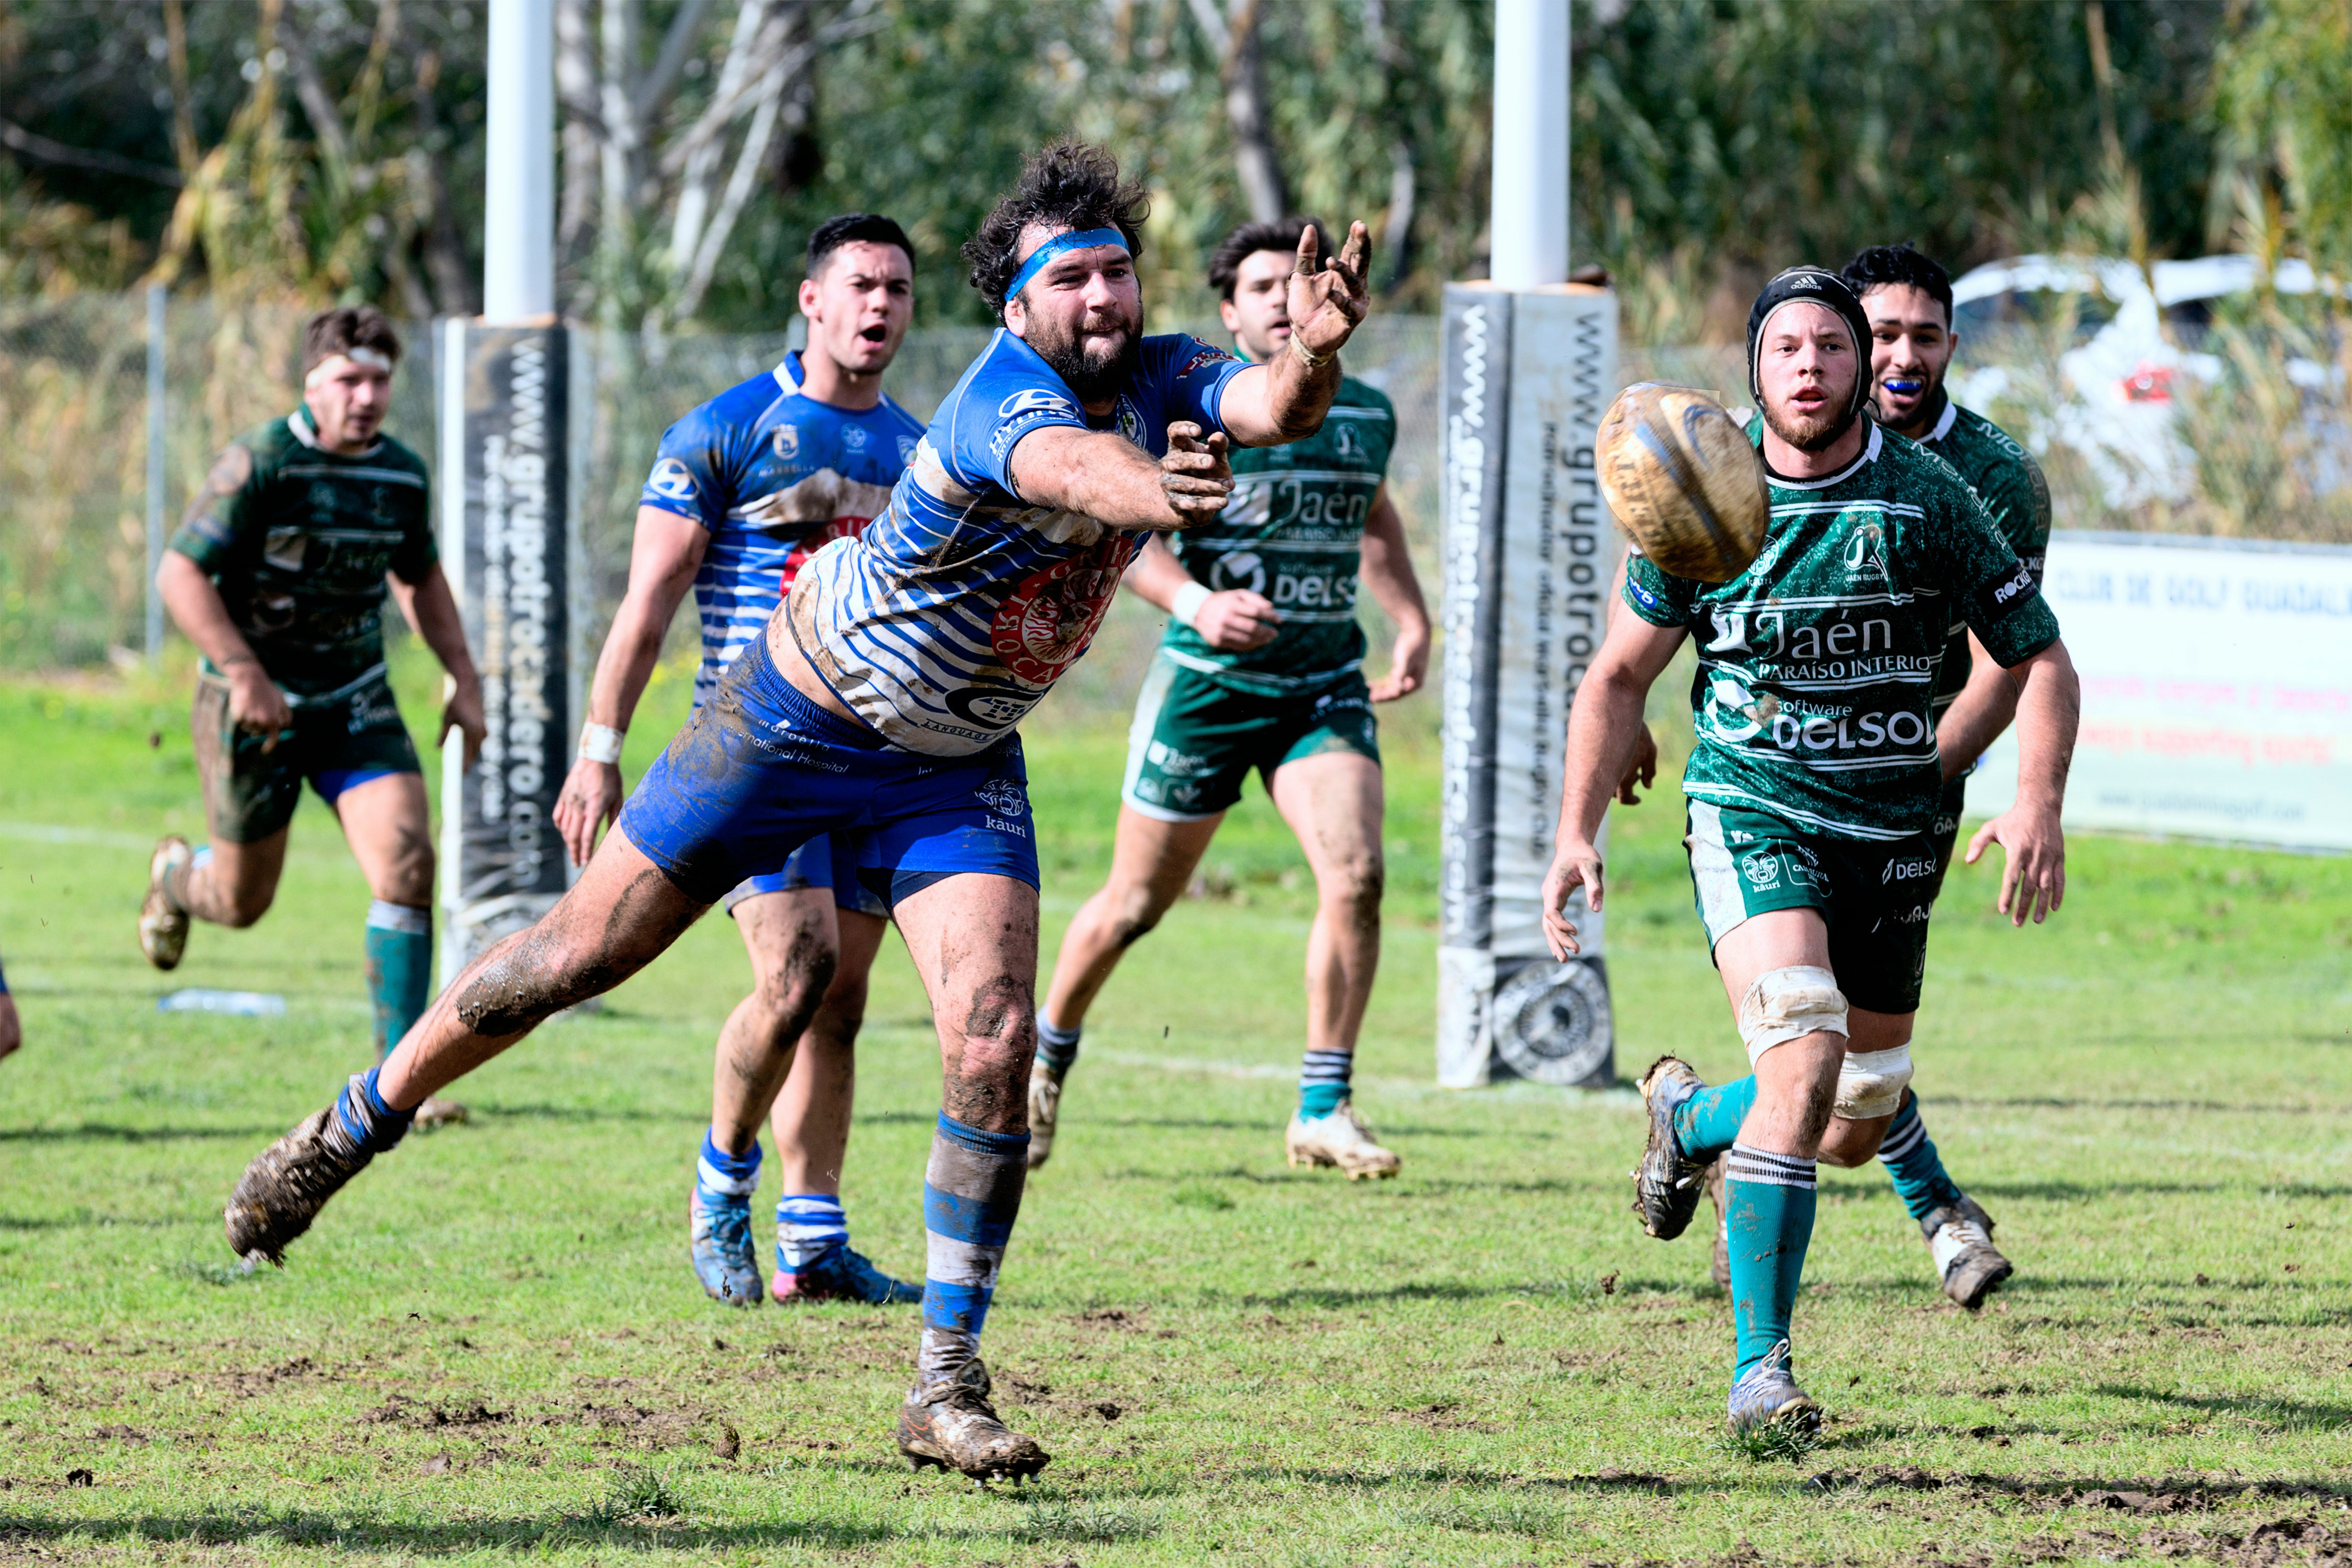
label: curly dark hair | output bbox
[962,140,1151,319]
[1841,243,1953,325]
[1207,219,1331,300]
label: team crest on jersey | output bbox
[991,542,1127,684]
[842,425,868,451]
[999,388,1076,421]
[773,425,802,461]
[1843,520,1889,580]
[1209,550,1267,597]
[1740,850,1782,890]
[1333,423,1365,459]
[647,457,698,501]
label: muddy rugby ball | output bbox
[1595,383,1769,584]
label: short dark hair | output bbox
[807,213,915,278]
[962,140,1150,319]
[301,306,401,373]
[1208,218,1332,300]
[1841,243,1954,325]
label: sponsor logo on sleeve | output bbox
[1180,344,1239,376]
[647,457,698,501]
[998,388,1078,421]
[1974,558,2039,621]
[897,435,918,464]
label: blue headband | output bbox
[1004,227,1131,305]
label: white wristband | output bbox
[578,723,625,764]
[1170,581,1213,629]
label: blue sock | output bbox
[1723,1143,1817,1379]
[776,1194,848,1269]
[334,1064,414,1153]
[920,1112,1028,1388]
[363,901,432,1060]
[1878,1092,1963,1223]
[1299,1049,1352,1119]
[1035,1014,1082,1076]
[1675,1074,1758,1163]
[697,1128,761,1199]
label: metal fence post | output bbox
[144,283,167,662]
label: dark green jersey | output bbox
[1915,395,2051,712]
[1160,374,1396,697]
[1623,419,2060,842]
[167,408,436,698]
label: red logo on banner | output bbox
[991,541,1131,685]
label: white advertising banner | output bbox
[1970,531,2352,851]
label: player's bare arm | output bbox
[553,507,710,866]
[1965,637,2078,927]
[386,566,487,770]
[1935,628,2022,783]
[156,545,292,747]
[1124,535,1278,651]
[1601,545,1660,803]
[1359,483,1431,702]
[1213,222,1373,447]
[1005,419,1233,532]
[1541,611,1689,958]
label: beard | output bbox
[1761,393,1858,454]
[1029,307,1145,403]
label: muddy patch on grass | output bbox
[357,1394,509,1430]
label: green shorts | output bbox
[1121,656,1379,821]
[1683,798,1944,1015]
[193,666,423,843]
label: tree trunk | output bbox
[1185,0,1288,223]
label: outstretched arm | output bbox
[1358,484,1430,701]
[1214,222,1374,448]
[1007,421,1233,533]
[1964,638,2078,926]
[552,507,708,866]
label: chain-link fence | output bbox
[8,292,2350,707]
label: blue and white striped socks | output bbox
[776,1194,849,1268]
[1299,1049,1353,1119]
[1722,1143,1817,1379]
[1035,1015,1081,1077]
[697,1129,760,1201]
[918,1112,1029,1389]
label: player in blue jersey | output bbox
[550,214,927,1310]
[223,140,1373,1481]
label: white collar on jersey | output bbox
[1927,396,1959,443]
[1762,420,1883,491]
[771,350,804,394]
[287,404,384,459]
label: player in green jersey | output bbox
[1552,268,2080,1440]
[140,308,485,1125]
[1030,219,1432,1178]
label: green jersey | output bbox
[1915,394,2051,712]
[1623,418,2060,842]
[167,408,436,699]
[1160,373,1396,697]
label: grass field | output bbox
[3,646,2352,1566]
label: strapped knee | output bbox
[1833,1045,1914,1120]
[1735,964,1849,1065]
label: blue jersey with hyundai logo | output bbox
[785,329,1247,755]
[637,352,924,708]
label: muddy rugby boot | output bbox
[139,836,193,971]
[773,1243,921,1306]
[690,1186,764,1307]
[1705,1155,1732,1290]
[1727,1339,1822,1443]
[1025,1063,1064,1171]
[1285,1099,1401,1179]
[1633,1055,1709,1240]
[413,1097,469,1130]
[897,1358,1049,1482]
[1923,1194,2013,1311]
[223,1073,410,1266]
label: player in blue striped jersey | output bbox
[225,141,1373,1482]
[551,215,926,1310]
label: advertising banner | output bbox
[1437,283,1621,1087]
[1969,531,2352,852]
[435,322,580,980]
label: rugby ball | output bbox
[1596,383,1769,584]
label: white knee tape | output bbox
[1735,964,1849,1065]
[1833,1045,1913,1120]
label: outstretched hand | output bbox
[1965,804,2065,927]
[1159,422,1234,527]
[1286,220,1372,360]
[1539,838,1606,960]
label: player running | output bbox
[1549,268,2078,1440]
[0,950,18,1065]
[1031,218,1430,1178]
[551,214,927,1310]
[221,140,1372,1481]
[140,307,484,1125]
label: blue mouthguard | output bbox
[1005,227,1131,303]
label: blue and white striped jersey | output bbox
[637,352,925,708]
[788,330,1246,754]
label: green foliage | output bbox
[2212,0,2352,275]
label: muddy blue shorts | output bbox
[617,633,1038,909]
[722,833,891,920]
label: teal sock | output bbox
[1299,1049,1351,1119]
[1674,1074,1758,1163]
[1722,1143,1817,1379]
[364,900,432,1060]
[1877,1091,1963,1223]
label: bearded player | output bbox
[1552,268,2078,1438]
[551,214,926,1310]
[1030,218,1430,1178]
[222,140,1372,1479]
[140,308,484,1125]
